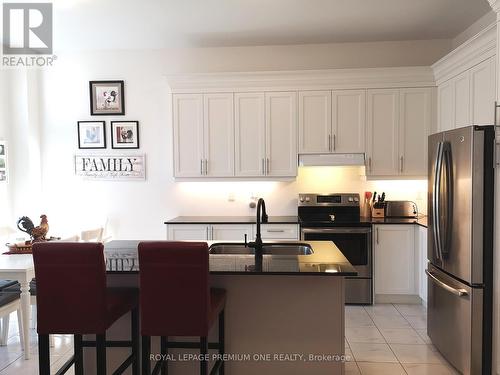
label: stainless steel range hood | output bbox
[298,153,366,167]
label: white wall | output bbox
[19,48,428,240]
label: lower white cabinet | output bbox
[416,225,428,304]
[167,224,253,241]
[374,224,417,297]
[255,224,299,241]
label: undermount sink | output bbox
[209,242,314,256]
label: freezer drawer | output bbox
[427,264,485,375]
[345,278,372,305]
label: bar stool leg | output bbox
[38,334,50,375]
[74,334,84,375]
[200,337,208,375]
[160,336,168,375]
[131,308,140,375]
[219,310,225,375]
[96,334,107,375]
[142,335,151,375]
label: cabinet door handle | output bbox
[368,157,372,172]
[400,156,404,173]
[200,159,204,175]
[206,226,209,240]
[333,134,336,151]
[262,158,265,175]
[266,158,270,174]
[328,134,331,151]
[205,159,208,175]
[376,227,379,245]
[211,226,214,239]
[267,229,285,233]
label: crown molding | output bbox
[432,22,496,85]
[166,66,435,93]
[488,0,500,13]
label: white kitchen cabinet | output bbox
[173,94,204,177]
[173,93,234,177]
[436,56,496,132]
[374,224,416,296]
[265,92,298,177]
[234,93,266,176]
[298,91,331,154]
[366,89,400,176]
[399,88,432,176]
[203,94,234,177]
[256,224,299,240]
[211,224,253,241]
[438,80,455,132]
[454,71,471,128]
[167,224,209,240]
[416,225,428,304]
[167,224,252,241]
[470,57,495,125]
[332,90,366,153]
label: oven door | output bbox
[301,227,372,277]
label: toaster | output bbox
[385,201,418,218]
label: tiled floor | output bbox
[0,304,457,374]
[345,304,459,375]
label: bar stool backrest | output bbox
[32,242,107,334]
[138,241,210,337]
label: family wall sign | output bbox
[74,154,146,180]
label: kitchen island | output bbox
[84,240,355,375]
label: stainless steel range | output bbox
[298,193,372,305]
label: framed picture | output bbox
[0,141,7,183]
[111,121,139,149]
[89,80,125,115]
[77,121,106,149]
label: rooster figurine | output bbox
[16,215,49,243]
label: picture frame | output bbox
[89,80,125,115]
[111,121,140,149]
[0,140,7,183]
[77,121,107,149]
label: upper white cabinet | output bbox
[436,56,495,132]
[173,94,204,177]
[298,90,365,154]
[204,94,234,177]
[298,91,331,154]
[265,92,298,177]
[366,89,400,176]
[470,57,495,125]
[366,88,432,178]
[399,88,432,176]
[173,93,234,177]
[234,93,266,176]
[374,224,416,296]
[332,90,366,153]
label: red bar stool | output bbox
[32,242,140,375]
[138,241,226,375]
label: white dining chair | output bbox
[0,294,24,350]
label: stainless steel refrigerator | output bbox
[427,125,495,375]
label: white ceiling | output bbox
[53,0,492,50]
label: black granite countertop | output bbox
[165,216,299,224]
[362,216,428,228]
[104,240,357,276]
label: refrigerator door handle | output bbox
[441,142,453,257]
[425,269,468,297]
[432,142,444,261]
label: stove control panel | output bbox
[298,193,360,207]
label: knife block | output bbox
[371,203,386,218]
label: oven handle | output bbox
[301,227,372,234]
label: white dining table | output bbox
[0,254,34,359]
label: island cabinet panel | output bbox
[374,224,417,299]
[265,92,298,177]
[332,89,366,153]
[298,90,331,154]
[234,93,266,176]
[366,89,400,176]
[172,94,204,177]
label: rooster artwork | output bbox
[16,215,50,243]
